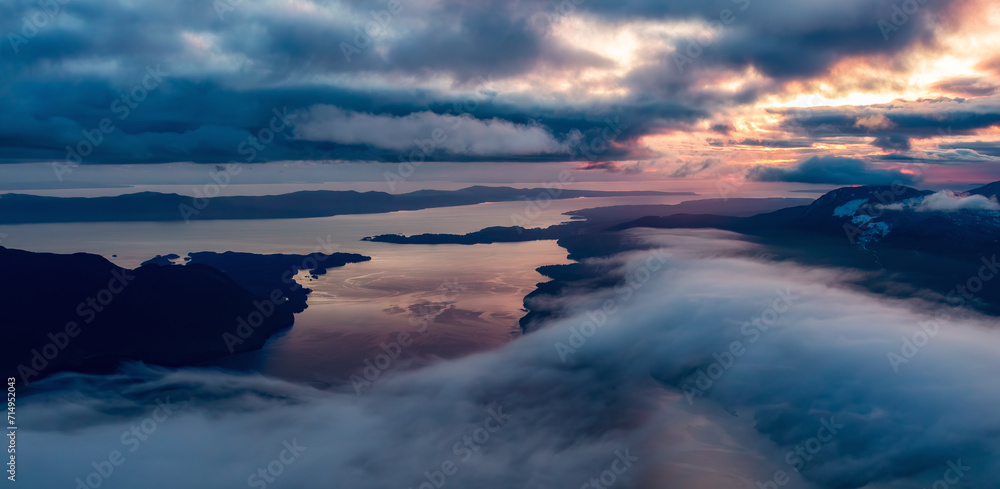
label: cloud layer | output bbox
[21,230,1000,488]
[1,0,998,183]
[747,156,919,185]
[292,106,570,157]
[882,190,1000,212]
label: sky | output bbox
[3,0,1000,185]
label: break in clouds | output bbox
[20,231,998,488]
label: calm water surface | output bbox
[0,187,827,387]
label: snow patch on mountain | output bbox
[848,213,892,249]
[833,198,868,217]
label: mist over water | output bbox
[6,0,1000,485]
[21,230,998,488]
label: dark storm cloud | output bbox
[872,134,912,151]
[578,161,620,171]
[736,138,814,148]
[0,0,602,81]
[879,153,923,161]
[0,0,618,164]
[0,71,682,164]
[748,155,920,185]
[0,0,979,164]
[381,0,613,81]
[781,96,1000,139]
[576,161,645,174]
[603,0,965,109]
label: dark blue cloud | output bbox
[0,0,980,164]
[748,155,920,185]
[781,97,1000,139]
[872,135,912,151]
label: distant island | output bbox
[362,197,814,246]
[0,186,694,224]
[361,183,1000,329]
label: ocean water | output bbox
[0,183,829,387]
[0,194,691,386]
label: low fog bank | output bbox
[19,230,999,488]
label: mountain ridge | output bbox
[0,186,694,224]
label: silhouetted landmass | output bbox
[364,226,564,245]
[0,248,289,382]
[359,196,821,329]
[0,186,693,224]
[520,183,1000,329]
[182,251,371,313]
[617,185,998,257]
[968,181,1000,199]
[0,247,371,382]
[142,253,180,266]
[359,183,1000,330]
[362,198,811,248]
[564,197,815,224]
